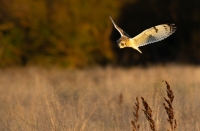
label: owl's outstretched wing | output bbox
[132,24,176,47]
[109,15,131,38]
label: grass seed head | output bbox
[163,80,177,131]
[131,97,140,131]
[141,97,156,131]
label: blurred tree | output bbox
[0,0,132,68]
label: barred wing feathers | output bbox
[132,24,176,47]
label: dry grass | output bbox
[163,81,177,131]
[131,81,177,131]
[141,97,157,131]
[0,65,200,131]
[131,97,140,131]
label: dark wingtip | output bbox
[167,23,177,33]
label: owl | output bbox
[109,15,177,53]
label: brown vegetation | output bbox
[141,97,157,131]
[131,81,177,131]
[131,97,140,131]
[163,81,177,131]
[0,65,200,130]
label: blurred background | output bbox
[1,1,200,130]
[0,0,200,68]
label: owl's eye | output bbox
[121,43,125,46]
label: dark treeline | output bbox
[0,0,200,68]
[111,0,200,66]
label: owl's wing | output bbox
[132,24,176,47]
[109,15,131,38]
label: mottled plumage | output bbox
[109,15,177,53]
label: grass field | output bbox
[0,65,200,131]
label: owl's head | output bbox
[117,37,129,48]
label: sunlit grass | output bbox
[0,65,200,131]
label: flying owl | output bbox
[109,15,177,53]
